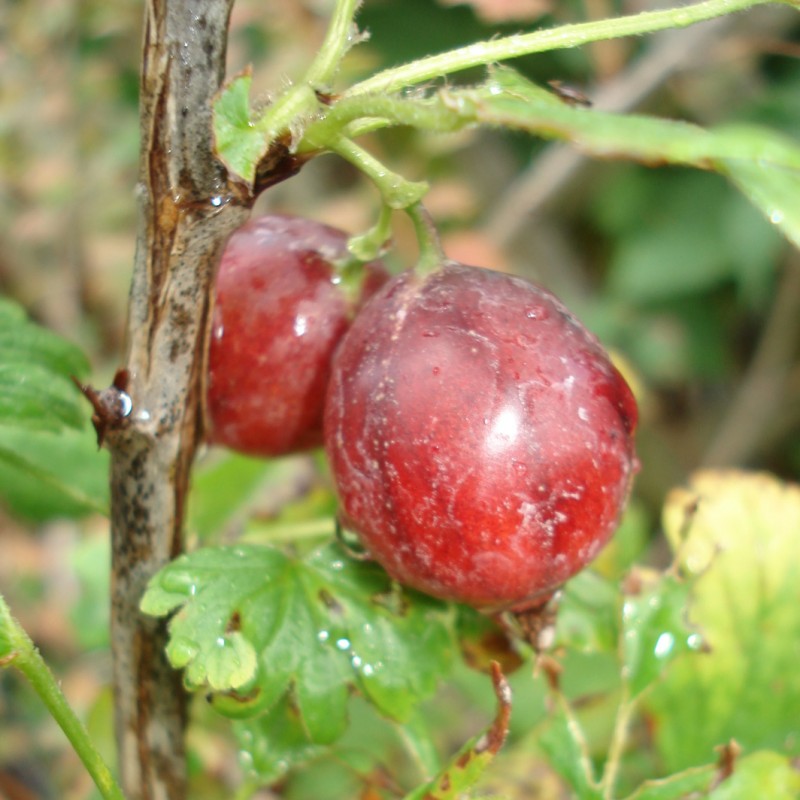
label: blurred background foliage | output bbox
[1,0,799,797]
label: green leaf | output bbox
[708,751,800,800]
[606,172,737,302]
[538,697,603,800]
[212,71,272,186]
[0,297,90,433]
[592,167,781,308]
[189,451,288,541]
[645,471,800,771]
[0,297,89,378]
[235,692,327,785]
[0,424,109,519]
[555,570,619,655]
[141,542,454,744]
[0,364,87,431]
[620,570,699,699]
[404,664,512,800]
[367,66,800,251]
[624,764,714,800]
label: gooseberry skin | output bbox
[207,214,388,457]
[324,262,638,612]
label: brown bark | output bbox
[108,2,249,797]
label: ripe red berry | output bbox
[324,262,638,612]
[207,214,388,457]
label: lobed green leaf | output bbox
[141,542,455,746]
[234,693,327,786]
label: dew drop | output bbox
[317,630,330,643]
[119,392,133,417]
[769,209,785,225]
[210,195,223,207]
[335,637,351,651]
[654,631,675,659]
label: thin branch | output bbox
[106,1,251,798]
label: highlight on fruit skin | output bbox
[324,261,638,613]
[206,213,388,458]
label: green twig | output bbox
[348,204,394,262]
[601,687,638,799]
[406,204,446,276]
[0,594,126,800]
[300,93,465,147]
[347,0,778,96]
[305,0,364,88]
[325,136,429,209]
[251,0,364,144]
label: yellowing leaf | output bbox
[645,470,800,771]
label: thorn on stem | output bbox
[71,368,133,447]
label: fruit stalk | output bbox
[107,1,250,798]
